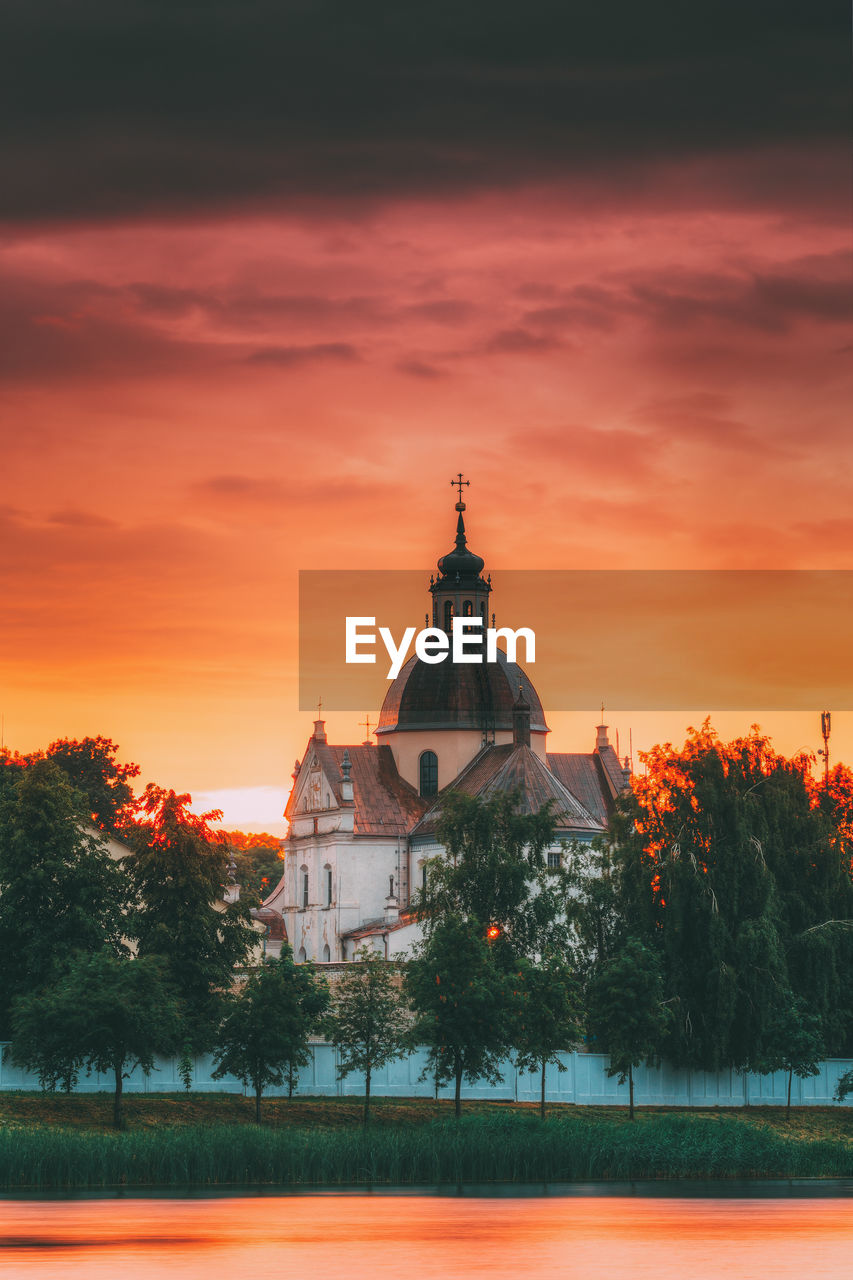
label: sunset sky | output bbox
[1,2,850,832]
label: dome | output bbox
[435,510,486,585]
[377,649,548,735]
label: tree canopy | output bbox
[328,946,409,1124]
[0,759,129,1036]
[605,722,853,1070]
[212,946,330,1121]
[126,785,257,1050]
[10,951,180,1128]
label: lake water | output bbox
[2,1189,852,1279]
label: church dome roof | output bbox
[376,648,548,735]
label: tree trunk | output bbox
[628,1064,635,1122]
[454,1061,463,1120]
[364,1063,371,1127]
[787,1067,792,1121]
[113,1064,123,1130]
[255,1082,262,1124]
[540,1058,546,1121]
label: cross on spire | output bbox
[451,472,470,510]
[316,696,323,717]
[360,714,374,739]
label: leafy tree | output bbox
[44,736,140,835]
[10,952,180,1128]
[514,953,583,1119]
[126,785,257,1050]
[586,938,671,1120]
[404,915,515,1119]
[835,1067,853,1102]
[0,759,129,1035]
[212,946,330,1122]
[418,790,568,962]
[222,832,284,901]
[328,947,409,1125]
[564,835,622,978]
[760,998,824,1121]
[608,723,853,1070]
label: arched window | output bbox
[300,866,309,909]
[324,864,333,907]
[422,864,428,893]
[463,599,473,616]
[297,946,307,963]
[322,943,331,963]
[443,600,454,632]
[419,750,438,798]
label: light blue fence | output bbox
[1,1043,850,1107]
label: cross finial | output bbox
[360,714,374,739]
[316,696,323,717]
[451,472,470,510]
[600,701,605,721]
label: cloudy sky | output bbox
[1,1,850,829]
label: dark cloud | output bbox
[244,342,360,366]
[404,300,475,325]
[485,328,560,354]
[394,359,446,379]
[48,508,119,528]
[0,1,846,221]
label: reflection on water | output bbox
[1,1193,852,1280]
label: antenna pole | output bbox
[820,711,831,788]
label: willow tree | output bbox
[608,723,853,1070]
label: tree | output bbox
[328,947,409,1125]
[514,953,583,1119]
[404,915,516,1119]
[10,952,180,1128]
[44,736,140,835]
[418,790,568,961]
[586,938,671,1120]
[126,785,257,1050]
[0,759,129,1035]
[760,998,824,1121]
[835,1067,853,1102]
[212,946,330,1122]
[608,723,853,1070]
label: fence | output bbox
[1,1043,850,1107]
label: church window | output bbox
[419,750,438,798]
[301,867,309,908]
[325,865,333,906]
[422,864,427,893]
[443,600,454,631]
[322,943,331,963]
[463,599,473,616]
[547,850,562,870]
[297,946,307,963]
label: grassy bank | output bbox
[0,1111,851,1189]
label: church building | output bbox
[260,489,631,961]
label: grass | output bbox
[0,1100,850,1189]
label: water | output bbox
[1,1191,852,1279]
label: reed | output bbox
[0,1113,849,1190]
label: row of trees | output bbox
[2,726,852,1125]
[202,724,853,1124]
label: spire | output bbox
[435,474,486,581]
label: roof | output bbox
[411,742,603,839]
[377,648,548,735]
[286,737,427,837]
[340,910,416,941]
[547,748,630,825]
